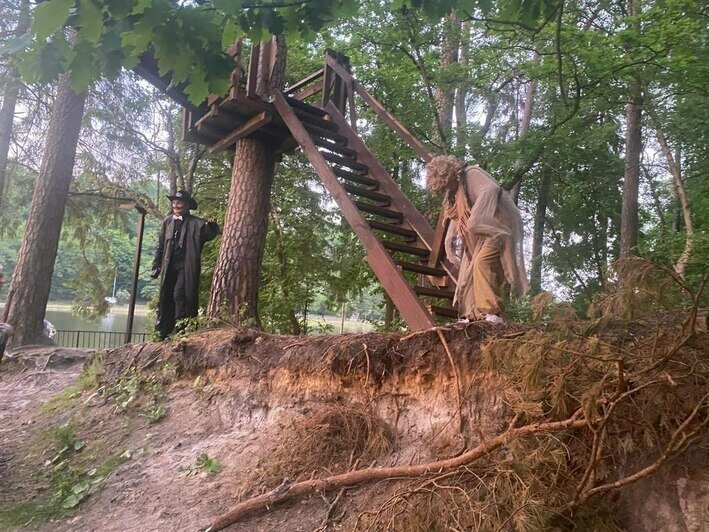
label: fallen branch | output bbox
[206,416,591,531]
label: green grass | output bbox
[41,355,104,416]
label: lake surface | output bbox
[0,303,151,334]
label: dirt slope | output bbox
[0,317,706,531]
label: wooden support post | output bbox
[427,208,452,287]
[246,43,260,98]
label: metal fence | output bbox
[55,330,150,349]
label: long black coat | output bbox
[151,214,219,322]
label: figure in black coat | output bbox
[151,190,219,339]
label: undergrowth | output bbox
[355,259,708,531]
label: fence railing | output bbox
[55,330,150,350]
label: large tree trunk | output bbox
[207,36,286,324]
[0,0,30,208]
[4,74,87,346]
[529,172,551,295]
[619,0,643,260]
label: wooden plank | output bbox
[368,220,417,239]
[333,168,379,188]
[210,111,273,154]
[354,201,403,221]
[381,240,429,257]
[428,205,450,267]
[396,260,445,276]
[414,285,455,299]
[325,103,459,286]
[293,81,324,101]
[272,90,436,330]
[285,68,324,94]
[322,152,368,173]
[246,43,260,98]
[343,183,391,205]
[258,39,272,97]
[430,305,458,319]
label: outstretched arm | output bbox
[201,217,220,244]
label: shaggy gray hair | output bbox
[425,155,464,194]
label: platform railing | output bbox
[55,330,150,350]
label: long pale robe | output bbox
[446,166,528,317]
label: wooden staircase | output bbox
[272,92,459,328]
[134,42,460,330]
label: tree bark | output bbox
[454,20,470,151]
[530,172,551,295]
[650,113,693,278]
[511,53,540,204]
[0,0,30,208]
[207,36,286,324]
[619,0,643,260]
[433,11,460,149]
[4,74,87,346]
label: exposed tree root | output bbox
[206,416,590,531]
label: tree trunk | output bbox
[454,21,470,151]
[511,53,540,204]
[529,172,551,295]
[4,74,87,346]
[620,0,643,260]
[651,114,693,278]
[207,138,276,323]
[0,0,30,208]
[433,11,460,149]
[207,36,286,325]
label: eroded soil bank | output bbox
[0,316,706,531]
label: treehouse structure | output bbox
[135,39,460,330]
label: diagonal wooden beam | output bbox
[272,91,437,330]
[209,111,272,154]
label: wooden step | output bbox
[344,184,391,205]
[303,122,348,145]
[355,201,403,221]
[333,168,378,188]
[381,240,429,257]
[322,152,369,173]
[293,107,338,131]
[313,137,357,158]
[414,285,455,299]
[368,220,417,240]
[396,260,445,276]
[430,305,458,319]
[286,95,328,117]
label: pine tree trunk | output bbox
[5,74,87,346]
[0,0,30,208]
[530,172,551,295]
[207,138,276,323]
[207,36,286,325]
[620,0,643,260]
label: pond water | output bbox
[0,303,151,334]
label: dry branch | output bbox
[206,416,590,531]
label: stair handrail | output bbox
[324,56,434,163]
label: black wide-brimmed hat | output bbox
[166,189,198,210]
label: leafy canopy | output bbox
[4,0,558,103]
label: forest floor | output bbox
[0,315,706,531]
